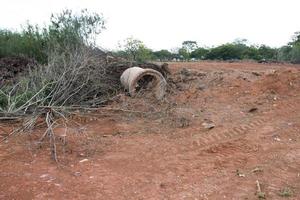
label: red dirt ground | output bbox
[1,61,300,199]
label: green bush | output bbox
[0,9,104,64]
[257,45,277,60]
[277,46,292,62]
[290,44,300,63]
[153,50,172,61]
[0,26,47,63]
[0,9,106,114]
[190,48,209,59]
[243,46,260,60]
[47,9,105,52]
[206,44,243,60]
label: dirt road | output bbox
[1,61,300,199]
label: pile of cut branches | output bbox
[0,45,169,162]
[0,8,170,161]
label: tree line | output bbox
[0,11,299,64]
[116,35,300,64]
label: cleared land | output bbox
[1,61,300,199]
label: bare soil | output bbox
[1,61,300,199]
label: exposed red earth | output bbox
[1,61,300,199]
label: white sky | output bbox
[0,0,300,51]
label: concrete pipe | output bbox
[120,67,167,100]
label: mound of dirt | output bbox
[0,57,37,85]
[252,69,300,95]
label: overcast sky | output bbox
[1,0,300,50]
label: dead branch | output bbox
[45,111,58,162]
[256,180,265,199]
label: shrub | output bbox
[206,44,243,60]
[0,9,106,115]
[257,45,277,60]
[0,26,47,63]
[153,50,172,61]
[0,9,105,64]
[289,44,300,64]
[190,48,209,59]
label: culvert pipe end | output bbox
[120,67,167,100]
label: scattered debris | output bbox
[73,172,81,177]
[274,137,281,142]
[40,174,50,178]
[236,169,245,177]
[252,167,263,173]
[278,187,293,197]
[252,72,262,76]
[176,68,206,82]
[197,83,206,90]
[248,107,258,113]
[202,120,215,130]
[79,158,89,163]
[178,117,190,128]
[256,180,266,199]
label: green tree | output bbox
[182,41,198,53]
[290,44,300,63]
[277,45,292,61]
[257,45,277,60]
[243,45,260,60]
[120,37,152,62]
[178,47,189,60]
[47,9,105,51]
[153,50,172,61]
[206,43,242,60]
[190,48,209,59]
[286,32,300,63]
[289,31,300,46]
[136,45,153,62]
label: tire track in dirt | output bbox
[185,99,300,198]
[192,98,300,149]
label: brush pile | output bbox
[0,47,169,161]
[0,47,169,117]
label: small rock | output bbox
[248,107,258,113]
[102,134,111,137]
[79,158,89,163]
[202,122,215,130]
[236,169,245,177]
[197,84,206,90]
[252,72,261,76]
[40,174,49,178]
[73,172,81,177]
[274,137,281,141]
